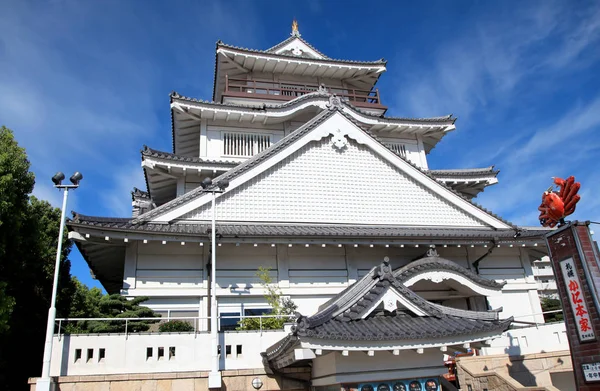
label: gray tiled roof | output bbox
[309,260,502,327]
[142,145,239,167]
[131,187,150,201]
[217,40,386,66]
[393,255,506,289]
[429,166,499,177]
[171,91,456,125]
[297,315,512,341]
[68,214,549,240]
[264,259,512,364]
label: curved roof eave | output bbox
[171,91,456,126]
[217,41,387,67]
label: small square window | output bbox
[225,345,232,357]
[87,348,94,363]
[99,348,105,362]
[158,347,165,360]
[74,349,82,363]
[236,345,242,356]
[146,347,153,360]
[169,347,176,359]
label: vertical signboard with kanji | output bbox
[546,221,600,390]
[559,257,595,341]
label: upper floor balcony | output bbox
[223,76,387,114]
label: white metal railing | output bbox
[222,132,271,157]
[54,314,293,337]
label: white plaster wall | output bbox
[125,243,543,324]
[49,330,287,376]
[134,242,204,290]
[183,138,487,227]
[482,322,569,356]
[312,350,446,386]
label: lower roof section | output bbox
[299,315,511,341]
[264,259,512,372]
[67,213,549,293]
[69,213,548,241]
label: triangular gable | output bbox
[270,37,326,59]
[299,260,503,327]
[149,108,512,229]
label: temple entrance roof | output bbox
[264,256,512,372]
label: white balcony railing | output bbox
[48,315,291,377]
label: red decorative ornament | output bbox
[538,176,581,228]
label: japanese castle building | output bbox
[36,22,575,391]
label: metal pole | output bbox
[208,190,221,388]
[39,188,69,390]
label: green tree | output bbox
[159,320,194,333]
[237,266,297,330]
[65,280,159,334]
[0,126,75,390]
[0,283,14,333]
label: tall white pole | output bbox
[38,188,69,391]
[208,190,221,388]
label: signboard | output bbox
[343,378,439,391]
[582,362,600,382]
[559,257,595,341]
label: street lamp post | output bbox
[37,172,83,391]
[200,177,229,389]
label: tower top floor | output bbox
[213,20,388,114]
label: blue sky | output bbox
[1,0,599,290]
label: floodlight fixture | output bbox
[217,179,229,190]
[51,172,65,186]
[201,177,213,189]
[70,172,83,185]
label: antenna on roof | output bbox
[291,19,300,37]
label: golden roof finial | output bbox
[291,19,300,37]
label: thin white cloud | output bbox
[100,162,146,217]
[0,0,263,215]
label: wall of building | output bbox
[46,330,288,377]
[121,242,545,332]
[482,322,569,356]
[311,349,447,386]
[30,367,309,391]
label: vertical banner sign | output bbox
[560,257,595,341]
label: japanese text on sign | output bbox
[560,258,595,341]
[582,362,600,382]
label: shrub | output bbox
[237,267,297,331]
[159,320,195,333]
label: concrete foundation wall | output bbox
[29,368,309,391]
[457,350,574,390]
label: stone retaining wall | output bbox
[456,350,573,391]
[29,368,310,391]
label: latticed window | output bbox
[223,132,271,157]
[385,142,407,158]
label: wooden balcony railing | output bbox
[224,76,384,108]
